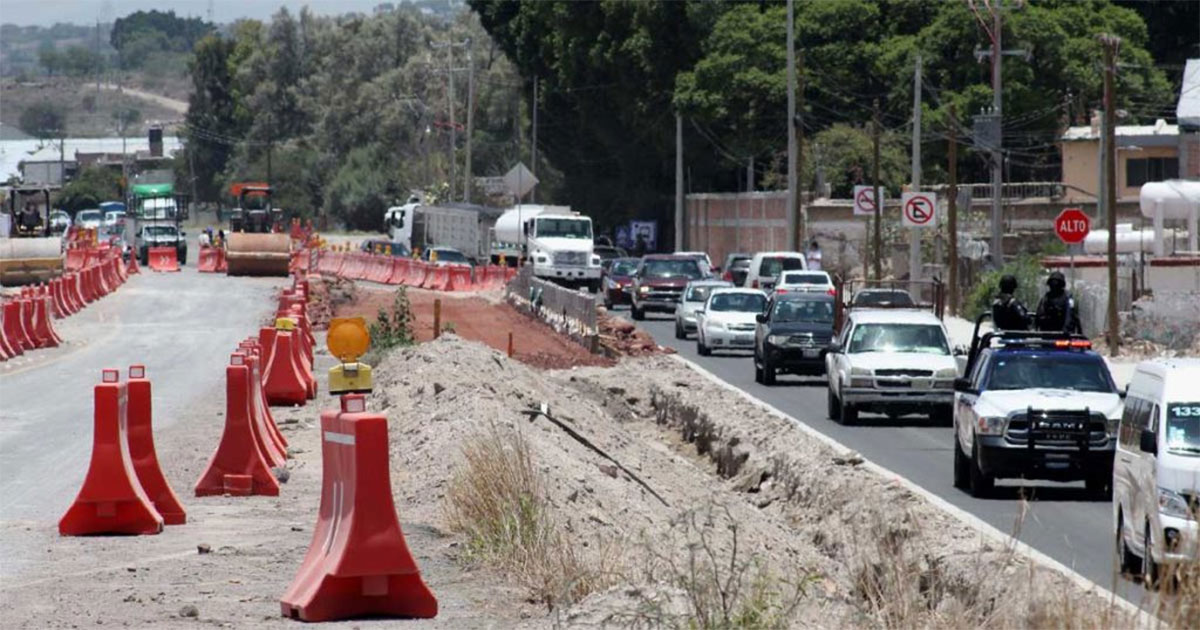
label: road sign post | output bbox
[1054,207,1091,289]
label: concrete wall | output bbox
[1061,140,1179,203]
[685,192,791,267]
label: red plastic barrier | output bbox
[126,253,141,275]
[426,266,450,291]
[30,297,62,347]
[387,257,408,285]
[66,273,86,311]
[65,247,87,272]
[371,256,391,283]
[215,247,228,273]
[262,327,308,406]
[147,247,180,272]
[446,265,472,292]
[126,365,187,525]
[197,247,219,272]
[240,339,289,452]
[59,369,165,536]
[279,395,438,622]
[0,305,21,358]
[194,354,281,497]
[79,267,97,303]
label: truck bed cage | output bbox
[833,277,945,334]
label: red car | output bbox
[602,257,640,309]
[630,255,708,320]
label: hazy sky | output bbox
[3,0,404,27]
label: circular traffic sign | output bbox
[1054,207,1091,244]
[904,195,934,225]
[856,188,876,213]
[327,316,370,362]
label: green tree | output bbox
[19,101,67,139]
[58,167,122,214]
[37,42,62,76]
[186,35,242,202]
[110,10,213,68]
[809,123,907,198]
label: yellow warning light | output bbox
[327,317,370,363]
[274,317,297,331]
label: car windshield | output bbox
[434,249,468,263]
[145,226,177,237]
[849,323,949,355]
[105,212,124,222]
[1165,403,1200,455]
[853,290,915,307]
[781,272,828,285]
[985,355,1114,392]
[78,211,101,223]
[708,292,766,313]
[773,299,834,324]
[536,218,592,239]
[643,259,702,279]
[760,256,805,277]
[730,259,751,270]
[610,260,638,276]
[685,285,717,302]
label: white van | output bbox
[742,252,806,291]
[1114,359,1200,581]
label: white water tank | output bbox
[1140,180,1200,220]
[1082,228,1157,255]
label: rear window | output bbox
[685,285,716,302]
[709,292,767,313]
[78,211,102,222]
[730,259,751,270]
[852,290,915,307]
[760,256,805,278]
[782,272,828,285]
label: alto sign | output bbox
[1054,207,1091,244]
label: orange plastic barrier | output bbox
[239,339,290,456]
[30,297,62,347]
[194,354,281,497]
[65,247,87,271]
[387,257,408,285]
[446,265,472,292]
[197,247,220,272]
[126,365,187,525]
[279,395,437,622]
[80,267,98,303]
[0,308,19,358]
[126,253,141,275]
[147,247,180,272]
[262,327,308,406]
[406,260,428,287]
[424,266,448,290]
[59,369,165,536]
[66,273,87,311]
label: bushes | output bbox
[963,256,1045,322]
[364,286,415,364]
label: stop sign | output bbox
[1054,207,1091,244]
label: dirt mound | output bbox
[305,276,357,329]
[597,311,673,358]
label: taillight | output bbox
[722,270,732,281]
[775,289,788,295]
[752,279,759,288]
[827,288,836,296]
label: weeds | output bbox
[444,422,611,609]
[367,286,415,360]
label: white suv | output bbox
[825,309,958,425]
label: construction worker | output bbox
[1035,271,1083,335]
[990,274,1030,331]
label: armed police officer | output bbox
[1035,271,1082,334]
[991,274,1031,331]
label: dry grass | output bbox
[443,422,614,609]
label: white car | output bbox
[676,251,714,273]
[103,210,126,229]
[674,279,732,339]
[76,209,103,230]
[774,270,834,296]
[696,288,768,356]
[1115,359,1200,582]
[742,251,806,291]
[825,309,958,425]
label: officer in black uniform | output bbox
[990,274,1030,331]
[1035,271,1082,334]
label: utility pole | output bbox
[1101,34,1121,355]
[910,54,922,288]
[531,76,538,203]
[464,40,475,203]
[447,41,456,201]
[872,99,882,281]
[948,103,959,316]
[797,50,806,246]
[675,113,684,252]
[746,157,754,192]
[785,0,798,251]
[989,6,1003,265]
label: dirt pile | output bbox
[304,275,356,329]
[597,311,672,358]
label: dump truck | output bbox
[225,183,291,276]
[126,183,187,266]
[383,200,501,264]
[0,186,64,286]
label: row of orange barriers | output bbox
[197,246,228,273]
[314,250,515,292]
[2,246,135,362]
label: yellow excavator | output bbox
[1,186,64,286]
[225,182,291,276]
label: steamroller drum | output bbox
[225,232,291,276]
[0,237,64,287]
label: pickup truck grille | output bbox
[786,333,831,347]
[553,251,588,266]
[643,287,682,300]
[728,323,756,332]
[1005,409,1108,446]
[875,369,933,377]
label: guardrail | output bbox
[505,266,599,349]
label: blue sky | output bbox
[3,0,419,26]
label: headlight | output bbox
[1106,415,1120,437]
[767,334,788,346]
[638,285,651,294]
[1159,488,1195,520]
[935,367,958,378]
[707,321,727,331]
[849,366,872,388]
[591,255,601,265]
[976,416,1007,435]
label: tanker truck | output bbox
[491,205,601,291]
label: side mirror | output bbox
[954,377,973,393]
[1119,385,1128,399]
[1140,430,1158,455]
[953,344,968,357]
[755,313,768,324]
[827,340,842,354]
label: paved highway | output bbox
[624,307,1150,605]
[0,267,284,577]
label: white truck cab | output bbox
[492,205,601,290]
[825,309,958,425]
[1115,359,1200,580]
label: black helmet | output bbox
[999,274,1018,294]
[1047,271,1066,289]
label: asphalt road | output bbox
[0,265,284,577]
[623,306,1151,606]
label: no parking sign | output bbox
[901,192,937,229]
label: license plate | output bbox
[731,338,754,346]
[802,348,820,358]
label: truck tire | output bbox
[1085,470,1112,500]
[1115,512,1141,576]
[631,303,645,321]
[674,321,685,339]
[953,436,969,490]
[839,396,858,426]
[762,358,776,385]
[827,388,840,421]
[178,247,187,265]
[697,339,711,356]
[1144,525,1161,588]
[929,404,953,427]
[969,441,994,498]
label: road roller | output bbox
[1,186,64,287]
[225,232,291,276]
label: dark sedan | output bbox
[753,292,836,385]
[602,257,640,309]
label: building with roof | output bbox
[1177,58,1199,179]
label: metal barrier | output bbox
[505,266,599,348]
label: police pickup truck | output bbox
[952,325,1121,499]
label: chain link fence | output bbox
[505,266,599,348]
